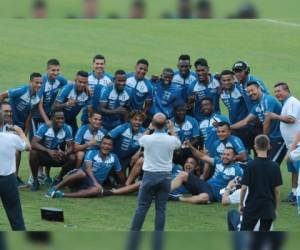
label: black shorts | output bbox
[68,169,95,192]
[38,151,67,167]
[184,173,215,202]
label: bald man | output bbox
[129,113,181,234]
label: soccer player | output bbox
[54,70,91,135]
[108,110,145,172]
[231,81,285,164]
[212,122,247,162]
[150,68,182,119]
[36,59,67,131]
[29,108,76,191]
[187,58,220,121]
[126,59,153,116]
[172,54,197,100]
[265,83,300,203]
[46,136,125,198]
[232,61,269,112]
[170,146,243,204]
[100,70,132,130]
[81,54,113,124]
[220,70,255,151]
[74,111,107,169]
[0,72,42,185]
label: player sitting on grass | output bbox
[104,157,199,197]
[46,136,125,198]
[74,111,107,169]
[169,144,243,204]
[29,108,76,191]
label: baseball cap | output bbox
[232,61,248,72]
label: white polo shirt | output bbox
[139,132,181,172]
[280,96,300,149]
[0,132,26,176]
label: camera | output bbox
[6,125,16,132]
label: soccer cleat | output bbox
[282,192,297,203]
[102,189,114,197]
[53,190,64,198]
[31,180,40,192]
[45,187,57,198]
[168,193,182,201]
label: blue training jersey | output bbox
[126,74,153,110]
[150,81,183,119]
[87,71,113,96]
[108,122,145,159]
[198,113,230,154]
[8,85,42,129]
[84,151,122,184]
[100,85,132,130]
[236,75,269,112]
[220,83,249,124]
[35,123,73,149]
[187,75,221,122]
[75,124,107,151]
[56,84,90,120]
[33,74,67,119]
[171,115,200,143]
[211,135,246,158]
[250,94,282,140]
[172,71,197,101]
[207,158,243,201]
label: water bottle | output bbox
[297,186,300,217]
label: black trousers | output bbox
[240,216,273,231]
[0,174,25,231]
[268,138,286,165]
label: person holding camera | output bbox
[129,113,181,232]
[0,110,31,230]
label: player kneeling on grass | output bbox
[46,136,125,198]
[29,108,76,191]
[169,144,243,204]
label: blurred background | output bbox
[0,0,299,19]
[1,231,298,250]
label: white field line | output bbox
[262,18,300,28]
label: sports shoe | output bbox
[31,180,40,191]
[102,189,114,197]
[45,187,57,198]
[168,193,182,201]
[282,192,297,203]
[53,190,64,198]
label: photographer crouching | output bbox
[0,109,31,230]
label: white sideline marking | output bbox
[262,18,300,28]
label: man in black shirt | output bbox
[239,135,282,231]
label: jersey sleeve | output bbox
[56,85,71,103]
[191,118,200,138]
[35,124,48,139]
[113,155,122,172]
[8,87,25,98]
[273,164,283,187]
[145,81,153,101]
[84,150,94,162]
[108,124,126,139]
[233,137,246,154]
[74,126,84,144]
[186,81,195,97]
[241,165,250,186]
[99,87,110,103]
[58,76,68,86]
[264,96,279,113]
[65,125,73,141]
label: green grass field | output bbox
[0,19,300,231]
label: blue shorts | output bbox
[287,161,300,173]
[68,169,95,192]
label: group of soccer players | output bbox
[0,54,299,207]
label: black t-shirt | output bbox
[241,157,282,220]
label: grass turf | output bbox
[0,19,300,231]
